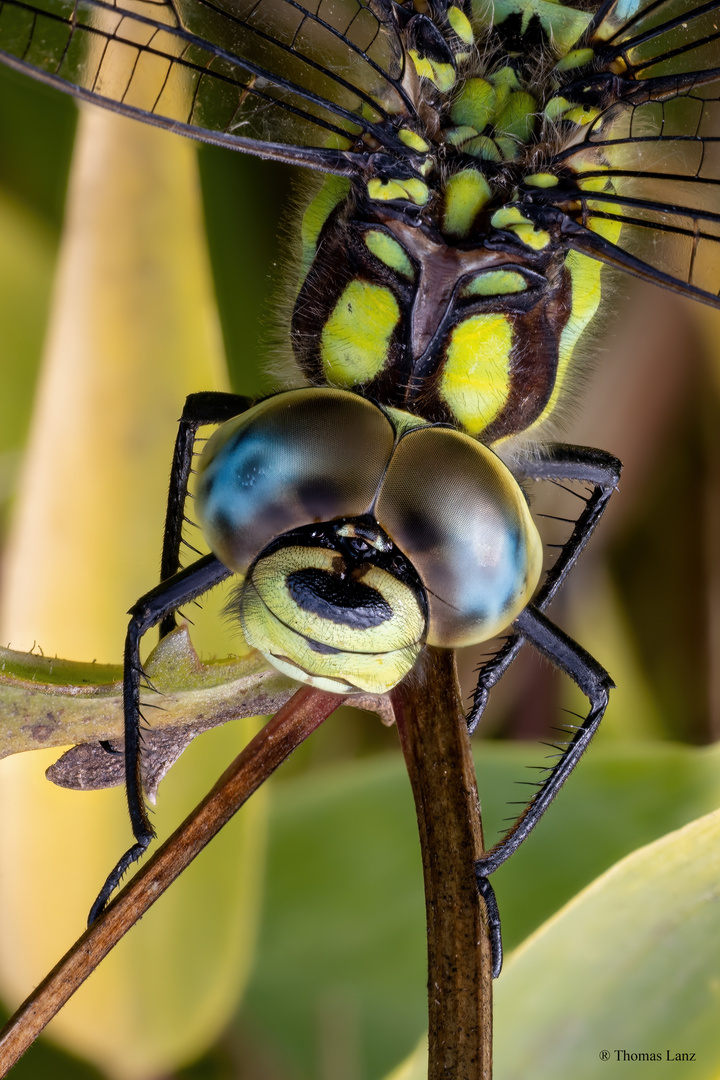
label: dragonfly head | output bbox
[196,388,542,695]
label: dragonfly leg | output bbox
[160,392,252,637]
[519,444,622,608]
[467,444,621,732]
[474,604,613,976]
[89,554,232,924]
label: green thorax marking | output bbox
[299,175,351,289]
[365,230,415,279]
[461,270,528,297]
[446,68,538,163]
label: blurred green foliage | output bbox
[0,64,76,227]
[197,144,293,400]
[0,64,72,525]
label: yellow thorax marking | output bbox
[491,206,551,251]
[367,177,429,206]
[409,49,456,92]
[320,281,400,385]
[440,314,513,435]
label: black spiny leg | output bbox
[475,605,614,977]
[89,554,232,923]
[160,392,251,638]
[467,445,621,732]
[91,393,250,918]
[469,445,620,977]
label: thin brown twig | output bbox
[392,647,493,1079]
[0,685,344,1077]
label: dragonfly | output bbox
[1,0,719,980]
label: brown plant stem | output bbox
[391,647,493,1079]
[0,685,344,1077]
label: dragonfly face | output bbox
[195,387,543,692]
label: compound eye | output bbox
[374,426,543,647]
[196,389,395,573]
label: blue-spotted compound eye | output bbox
[196,388,395,573]
[374,426,543,647]
[196,389,428,694]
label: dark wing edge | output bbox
[559,212,720,309]
[523,144,720,310]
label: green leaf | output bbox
[495,808,720,1078]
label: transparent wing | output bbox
[541,83,720,306]
[588,0,720,82]
[521,0,720,309]
[0,0,411,170]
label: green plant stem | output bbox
[0,685,344,1077]
[392,648,493,1079]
